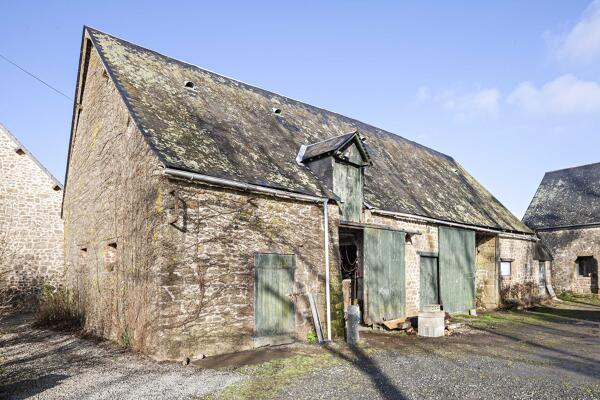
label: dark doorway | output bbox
[339,228,364,317]
[576,256,598,294]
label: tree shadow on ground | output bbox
[528,306,600,323]
[324,344,407,400]
[468,324,600,380]
[0,374,69,400]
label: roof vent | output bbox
[184,81,195,89]
[272,107,282,114]
[15,148,25,155]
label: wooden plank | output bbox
[381,317,407,330]
[438,226,476,314]
[363,228,406,324]
[254,254,295,338]
[308,292,324,344]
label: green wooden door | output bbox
[439,226,476,314]
[420,255,439,308]
[254,253,295,338]
[333,160,363,222]
[538,261,547,296]
[363,228,406,324]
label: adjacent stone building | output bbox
[0,123,64,301]
[63,27,545,360]
[523,163,600,294]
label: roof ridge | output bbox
[304,131,356,148]
[544,161,600,175]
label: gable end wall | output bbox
[0,127,64,299]
[62,42,164,350]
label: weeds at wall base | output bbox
[33,284,85,332]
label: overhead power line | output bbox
[0,51,73,101]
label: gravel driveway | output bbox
[276,302,600,400]
[0,315,242,400]
[1,302,599,400]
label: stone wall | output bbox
[63,42,164,351]
[155,180,334,359]
[498,236,548,301]
[538,227,600,294]
[0,123,63,300]
[476,234,498,309]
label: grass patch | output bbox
[467,311,557,328]
[558,291,600,307]
[203,352,342,399]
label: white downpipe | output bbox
[323,199,331,341]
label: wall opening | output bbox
[576,256,598,293]
[15,148,25,155]
[105,242,117,271]
[338,227,363,321]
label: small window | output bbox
[105,242,118,271]
[500,261,512,277]
[576,256,596,277]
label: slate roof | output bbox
[82,27,531,234]
[523,162,600,229]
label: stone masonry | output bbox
[62,44,164,351]
[498,236,551,302]
[0,123,64,300]
[156,180,334,359]
[63,41,336,359]
[538,227,600,294]
[64,31,544,360]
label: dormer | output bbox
[298,131,371,222]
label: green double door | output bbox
[364,228,406,324]
[254,254,295,340]
[438,226,476,314]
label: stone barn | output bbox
[63,27,543,360]
[524,162,600,294]
[0,123,64,303]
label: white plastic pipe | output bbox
[323,199,331,341]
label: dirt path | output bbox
[0,315,242,400]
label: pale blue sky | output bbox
[1,1,599,218]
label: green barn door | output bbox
[363,228,406,324]
[538,261,547,296]
[420,255,439,308]
[254,254,295,343]
[439,226,476,314]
